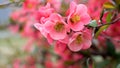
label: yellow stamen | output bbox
[54,22,64,32]
[28,4,33,9]
[70,14,80,24]
[75,34,82,44]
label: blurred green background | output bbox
[0,0,28,68]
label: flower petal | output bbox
[49,28,67,40]
[68,40,83,52]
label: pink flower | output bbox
[36,3,55,21]
[44,13,68,40]
[47,0,62,12]
[67,1,91,31]
[22,0,39,10]
[106,21,120,37]
[13,59,21,68]
[9,25,19,34]
[34,23,53,44]
[68,29,92,52]
[87,0,108,20]
[54,41,67,56]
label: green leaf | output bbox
[95,60,110,68]
[95,25,109,38]
[103,2,115,9]
[9,0,15,3]
[106,39,116,56]
[117,64,120,68]
[88,20,98,27]
[106,13,112,23]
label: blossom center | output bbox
[28,4,33,8]
[70,14,80,24]
[75,34,82,44]
[54,22,65,32]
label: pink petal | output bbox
[75,4,88,15]
[59,35,69,44]
[34,23,43,31]
[68,32,83,51]
[82,40,92,49]
[49,13,62,22]
[44,21,54,33]
[68,40,83,52]
[69,1,76,14]
[80,13,91,25]
[34,23,48,37]
[82,30,92,49]
[69,22,84,31]
[54,41,67,55]
[46,34,54,45]
[49,28,67,40]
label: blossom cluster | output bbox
[34,1,92,52]
[9,0,120,68]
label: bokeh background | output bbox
[0,0,28,68]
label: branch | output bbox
[97,17,120,28]
[0,1,22,8]
[0,1,12,8]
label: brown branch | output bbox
[96,17,120,28]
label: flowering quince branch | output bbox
[96,17,120,28]
[99,9,105,24]
[0,2,12,7]
[34,1,92,52]
[0,0,24,8]
[8,0,120,67]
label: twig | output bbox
[96,17,120,28]
[99,9,105,24]
[0,1,22,8]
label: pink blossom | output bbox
[54,41,67,56]
[22,0,39,10]
[54,41,71,60]
[34,23,54,44]
[87,0,108,20]
[68,29,92,52]
[45,61,54,68]
[106,21,120,37]
[47,0,62,12]
[73,53,83,61]
[36,3,55,21]
[9,25,19,34]
[67,1,91,31]
[13,59,21,68]
[44,13,68,40]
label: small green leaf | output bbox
[117,64,120,68]
[88,20,98,27]
[95,59,110,68]
[95,25,109,38]
[103,2,115,9]
[106,13,112,23]
[9,0,15,3]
